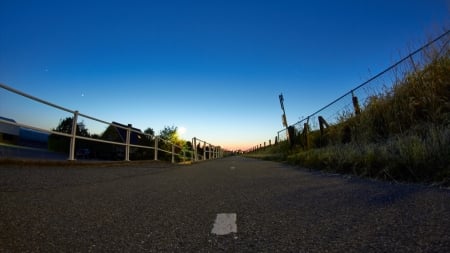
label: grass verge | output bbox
[248,36,450,186]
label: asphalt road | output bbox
[1,156,449,252]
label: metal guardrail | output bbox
[192,137,222,161]
[0,83,223,162]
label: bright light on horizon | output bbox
[178,126,187,136]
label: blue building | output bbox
[0,116,49,149]
[0,116,19,144]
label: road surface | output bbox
[1,156,449,252]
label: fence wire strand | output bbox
[267,30,449,149]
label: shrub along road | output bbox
[1,156,449,252]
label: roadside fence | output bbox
[192,137,222,161]
[252,30,449,151]
[0,83,223,162]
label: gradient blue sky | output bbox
[1,0,448,150]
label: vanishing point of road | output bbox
[1,156,449,252]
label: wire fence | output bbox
[259,30,450,149]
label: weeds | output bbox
[250,35,450,185]
[282,125,449,185]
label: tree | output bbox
[53,117,72,134]
[159,126,177,142]
[157,126,188,161]
[159,125,186,146]
[49,117,90,152]
[137,127,154,147]
[144,127,154,136]
[52,117,90,137]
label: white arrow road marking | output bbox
[211,213,237,235]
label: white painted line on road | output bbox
[230,166,236,170]
[211,213,237,235]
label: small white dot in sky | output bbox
[81,92,85,97]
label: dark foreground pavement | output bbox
[1,156,449,252]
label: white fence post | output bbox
[171,144,175,163]
[68,110,79,161]
[125,124,131,161]
[191,141,195,162]
[203,142,206,160]
[154,136,158,160]
[192,137,197,161]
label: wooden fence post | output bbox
[288,126,295,148]
[318,116,330,147]
[318,116,329,136]
[352,91,361,115]
[303,123,309,149]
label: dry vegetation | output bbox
[249,38,450,185]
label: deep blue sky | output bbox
[1,0,448,150]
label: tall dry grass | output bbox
[251,37,450,185]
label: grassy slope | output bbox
[248,45,450,186]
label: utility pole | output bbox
[279,93,295,147]
[279,93,288,139]
[279,93,287,127]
